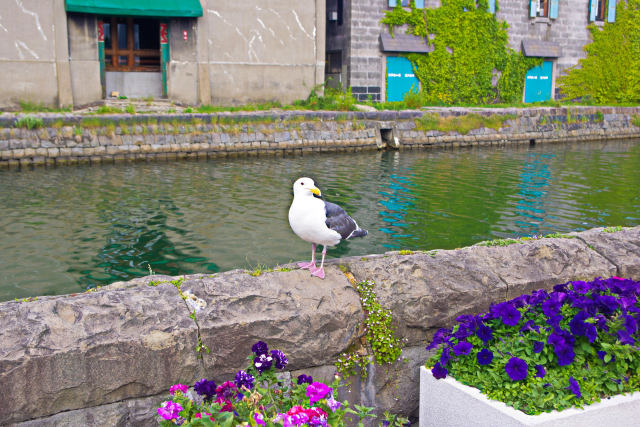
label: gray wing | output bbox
[324,201,368,240]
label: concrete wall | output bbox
[1,226,639,425]
[198,0,326,106]
[0,0,327,109]
[1,106,639,168]
[67,13,102,106]
[0,0,72,109]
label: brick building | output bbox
[325,0,620,103]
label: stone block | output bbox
[0,279,199,424]
[179,267,363,378]
[570,226,640,279]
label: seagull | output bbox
[288,177,368,279]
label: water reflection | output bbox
[513,153,553,236]
[0,139,639,301]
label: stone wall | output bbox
[0,106,639,168]
[1,226,639,425]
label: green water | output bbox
[1,139,639,301]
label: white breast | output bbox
[289,197,341,246]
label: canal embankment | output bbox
[1,226,639,425]
[1,106,639,168]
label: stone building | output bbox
[325,0,620,103]
[0,0,325,109]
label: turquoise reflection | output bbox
[514,153,553,236]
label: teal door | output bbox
[386,56,419,102]
[524,61,553,103]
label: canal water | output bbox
[1,139,639,301]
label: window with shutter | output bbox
[389,0,425,8]
[530,0,549,18]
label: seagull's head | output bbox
[293,177,321,198]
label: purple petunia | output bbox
[534,364,546,378]
[505,357,528,381]
[453,341,473,356]
[567,377,582,398]
[555,344,576,366]
[495,302,521,327]
[476,348,493,365]
[426,328,449,351]
[476,324,493,343]
[254,353,274,373]
[440,347,451,365]
[193,378,217,401]
[532,341,544,353]
[252,341,269,355]
[297,374,313,385]
[432,362,448,379]
[271,349,289,369]
[234,370,255,390]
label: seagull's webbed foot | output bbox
[297,261,316,270]
[309,266,325,279]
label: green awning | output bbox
[65,0,203,17]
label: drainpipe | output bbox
[160,21,170,98]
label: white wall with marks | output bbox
[0,0,66,108]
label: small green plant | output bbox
[14,296,38,303]
[125,104,136,114]
[118,95,127,100]
[73,126,83,136]
[95,105,123,114]
[336,277,401,377]
[18,100,71,113]
[398,249,414,255]
[475,238,522,247]
[603,225,624,233]
[14,115,44,130]
[544,232,575,239]
[415,113,515,135]
[632,115,640,127]
[184,107,193,113]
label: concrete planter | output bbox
[419,366,640,427]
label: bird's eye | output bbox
[300,182,304,186]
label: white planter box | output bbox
[419,366,640,427]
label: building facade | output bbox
[326,0,620,103]
[0,0,325,109]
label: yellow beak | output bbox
[310,186,321,197]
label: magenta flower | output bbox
[306,382,332,404]
[169,383,188,395]
[254,412,266,426]
[157,401,182,420]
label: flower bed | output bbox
[156,341,408,426]
[424,277,640,416]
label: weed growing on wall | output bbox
[14,115,44,130]
[382,0,539,104]
[414,112,515,134]
[558,0,640,103]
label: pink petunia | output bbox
[157,401,183,420]
[169,383,189,395]
[306,382,332,404]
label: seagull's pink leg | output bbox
[310,245,327,279]
[297,243,316,269]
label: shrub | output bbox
[558,0,640,103]
[426,277,640,415]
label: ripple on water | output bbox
[1,139,639,300]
